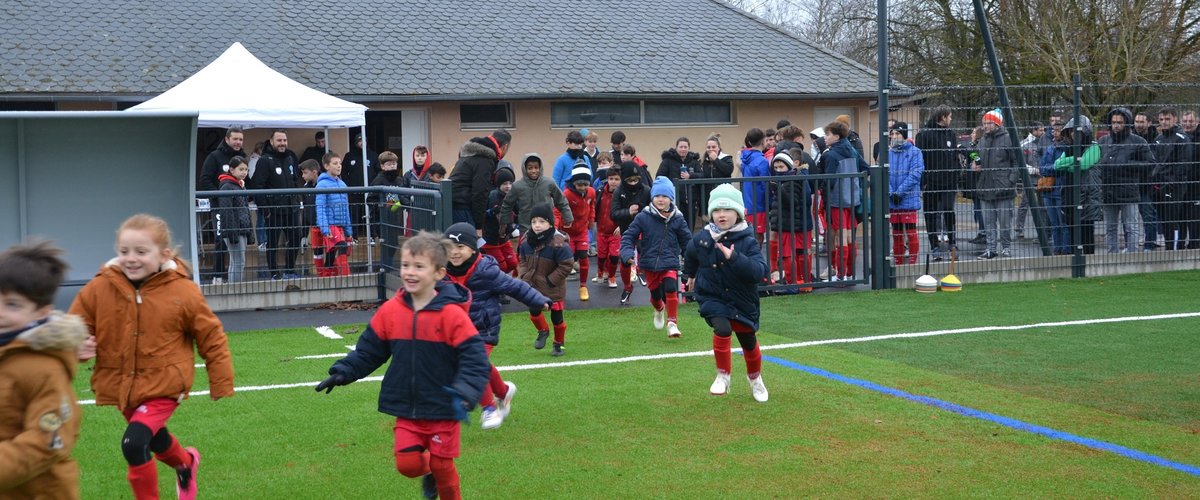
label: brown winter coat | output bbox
[68,258,234,410]
[517,232,574,302]
[0,313,87,499]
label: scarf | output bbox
[527,227,554,248]
[706,220,749,242]
[445,252,479,278]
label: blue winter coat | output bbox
[739,148,770,215]
[316,172,352,237]
[620,205,692,272]
[888,141,924,210]
[446,255,548,346]
[682,223,769,330]
[329,281,489,420]
[552,150,594,189]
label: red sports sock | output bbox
[713,334,732,374]
[768,239,781,279]
[578,257,589,283]
[620,263,633,291]
[489,365,507,402]
[665,292,678,323]
[529,313,549,332]
[892,230,905,265]
[553,322,567,344]
[127,461,160,500]
[744,341,763,379]
[430,456,462,500]
[394,450,430,478]
[797,250,811,285]
[906,228,920,264]
[153,433,190,469]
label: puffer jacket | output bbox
[68,258,234,410]
[682,222,769,330]
[517,231,574,302]
[888,141,924,210]
[656,149,700,180]
[249,146,300,209]
[199,140,245,192]
[1150,125,1194,200]
[619,204,692,272]
[1098,109,1156,204]
[215,174,252,241]
[450,138,502,228]
[1055,143,1105,222]
[328,281,489,420]
[316,172,352,237]
[976,128,1020,201]
[697,151,735,180]
[445,254,548,346]
[610,181,651,232]
[769,170,815,234]
[739,148,770,215]
[0,313,86,499]
[563,185,595,237]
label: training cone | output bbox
[915,255,937,293]
[940,248,962,292]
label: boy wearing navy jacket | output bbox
[317,232,489,500]
[620,177,693,338]
[684,184,771,402]
[443,223,549,431]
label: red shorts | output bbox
[568,232,590,252]
[828,207,857,230]
[393,418,461,459]
[324,225,349,252]
[890,209,918,225]
[776,231,811,253]
[480,242,517,272]
[750,212,768,234]
[642,269,678,291]
[121,398,180,434]
[596,232,620,260]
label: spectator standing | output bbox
[198,127,245,283]
[1098,108,1155,253]
[656,137,700,224]
[299,131,326,166]
[975,110,1021,259]
[316,153,352,276]
[887,123,924,265]
[215,157,253,283]
[915,105,960,260]
[821,121,868,280]
[739,128,770,239]
[1133,112,1160,249]
[1053,115,1103,255]
[250,130,303,279]
[370,151,407,273]
[342,133,377,242]
[451,130,511,230]
[1039,112,1070,254]
[1150,107,1194,250]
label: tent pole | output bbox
[361,127,373,270]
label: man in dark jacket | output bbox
[914,105,960,259]
[250,130,303,279]
[975,110,1020,259]
[342,133,377,241]
[299,131,327,166]
[451,130,512,232]
[198,127,245,283]
[1150,107,1194,251]
[1099,107,1155,253]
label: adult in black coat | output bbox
[451,130,512,232]
[250,130,302,278]
[1098,107,1155,253]
[199,127,246,191]
[299,131,327,167]
[656,138,701,225]
[342,134,378,240]
[915,106,961,254]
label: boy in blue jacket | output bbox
[443,223,549,431]
[886,123,925,265]
[316,152,352,276]
[683,184,770,402]
[620,177,693,338]
[317,232,489,500]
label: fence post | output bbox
[869,165,892,289]
[437,179,454,232]
[1071,74,1086,278]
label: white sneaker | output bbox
[481,406,504,430]
[710,372,731,395]
[591,275,602,283]
[211,277,224,285]
[748,375,769,402]
[666,321,681,338]
[498,382,517,418]
[653,308,666,329]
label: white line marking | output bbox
[77,311,1200,406]
[315,326,342,339]
[195,363,205,368]
[295,353,350,359]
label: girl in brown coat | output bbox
[517,203,574,357]
[69,214,234,500]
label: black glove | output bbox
[442,386,471,422]
[890,194,902,205]
[315,373,348,394]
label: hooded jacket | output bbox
[683,223,769,330]
[215,173,252,241]
[822,139,866,208]
[888,141,925,210]
[199,140,245,192]
[563,184,596,237]
[619,204,692,271]
[610,180,651,233]
[738,148,770,215]
[451,137,503,227]
[1099,108,1156,204]
[68,258,235,410]
[976,127,1020,201]
[444,255,548,345]
[656,149,700,181]
[0,313,86,499]
[552,148,594,189]
[915,118,961,191]
[329,281,489,420]
[315,172,352,237]
[769,169,815,234]
[500,154,573,232]
[1054,141,1105,222]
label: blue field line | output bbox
[763,355,1200,477]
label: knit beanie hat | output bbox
[619,160,639,180]
[494,165,515,186]
[650,176,675,202]
[890,121,909,139]
[983,109,1003,126]
[771,151,795,170]
[708,183,745,218]
[569,159,592,184]
[444,222,479,251]
[530,202,555,227]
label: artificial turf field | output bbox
[72,270,1200,498]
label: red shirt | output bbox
[563,186,596,237]
[595,184,618,234]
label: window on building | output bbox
[460,103,513,129]
[644,101,731,124]
[551,100,732,127]
[551,101,641,126]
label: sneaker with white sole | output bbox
[607,277,618,288]
[498,381,517,418]
[653,308,666,329]
[620,289,632,304]
[480,405,503,430]
[666,321,681,338]
[710,372,731,395]
[176,447,201,500]
[591,274,603,283]
[748,375,769,402]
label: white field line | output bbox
[315,326,342,339]
[78,311,1199,406]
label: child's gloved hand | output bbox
[442,386,471,422]
[315,374,348,394]
[890,194,902,205]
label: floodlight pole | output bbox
[971,0,1051,255]
[872,0,893,289]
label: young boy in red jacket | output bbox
[563,160,597,300]
[592,153,622,288]
[317,232,489,500]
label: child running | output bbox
[316,232,489,500]
[609,161,651,304]
[443,222,549,430]
[683,185,770,402]
[0,241,87,498]
[518,203,574,356]
[620,177,692,338]
[69,214,235,500]
[592,157,622,288]
[563,160,597,301]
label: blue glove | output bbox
[442,386,470,422]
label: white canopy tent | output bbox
[129,42,366,128]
